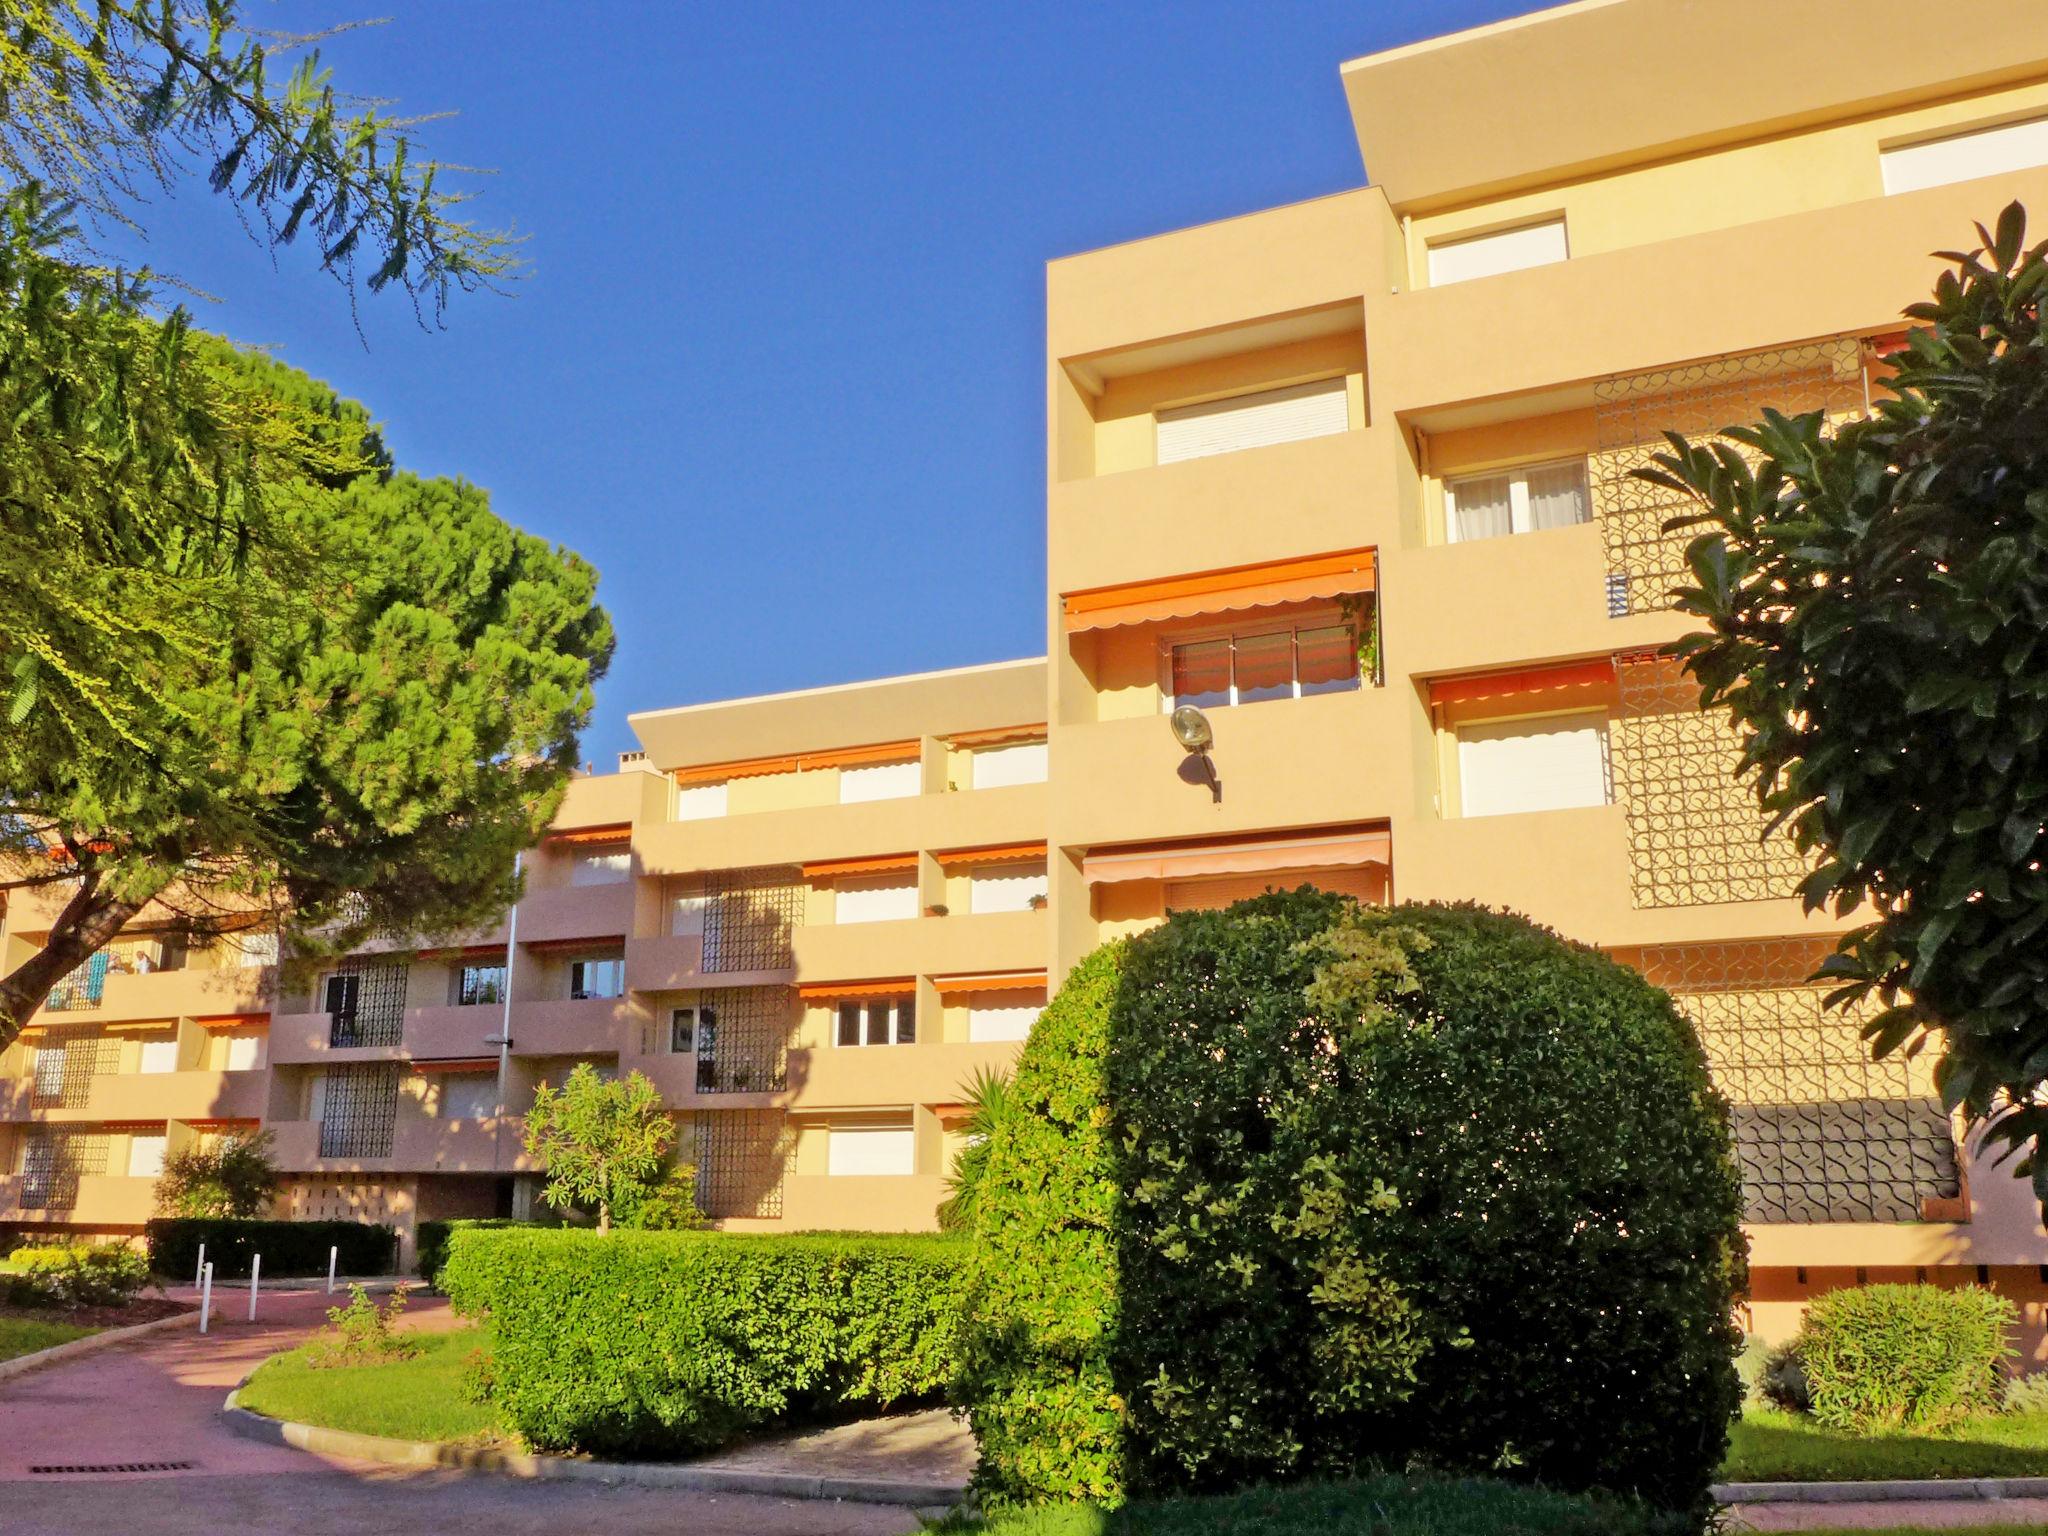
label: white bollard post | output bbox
[199,1263,213,1335]
[327,1245,338,1296]
[248,1253,261,1321]
[195,1241,206,1290]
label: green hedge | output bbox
[440,1227,966,1457]
[415,1218,529,1288]
[1797,1283,2016,1433]
[144,1218,397,1280]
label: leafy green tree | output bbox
[0,328,612,1048]
[154,1130,279,1218]
[612,1156,709,1232]
[1646,201,2048,1202]
[523,1065,678,1235]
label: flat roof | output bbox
[627,656,1044,725]
[1342,0,2048,210]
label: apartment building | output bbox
[3,0,2048,1337]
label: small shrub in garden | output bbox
[1758,1343,1811,1414]
[415,1218,530,1288]
[2,1244,151,1308]
[2003,1370,2048,1415]
[1797,1283,2015,1433]
[307,1283,418,1368]
[441,1227,965,1457]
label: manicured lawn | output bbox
[928,1475,1694,1536]
[1724,1407,2048,1482]
[0,1315,95,1363]
[236,1325,505,1447]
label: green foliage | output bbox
[923,1473,1692,1536]
[1645,202,2048,1196]
[1,1243,150,1307]
[956,941,1126,1507]
[611,1156,709,1232]
[939,1064,1017,1233]
[306,1283,418,1368]
[522,1064,675,1234]
[0,1315,94,1361]
[959,900,1747,1522]
[2004,1372,2048,1415]
[440,1227,965,1458]
[238,1324,505,1447]
[153,1130,277,1218]
[1792,1283,2015,1434]
[415,1218,531,1288]
[144,1217,396,1280]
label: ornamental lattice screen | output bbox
[1607,651,1809,908]
[17,1130,109,1210]
[319,1063,402,1158]
[1624,939,1960,1224]
[693,986,796,1095]
[326,958,409,1049]
[690,1109,790,1220]
[30,1028,119,1109]
[701,868,804,973]
[1590,338,1868,618]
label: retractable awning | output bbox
[1082,826,1391,886]
[1062,548,1376,634]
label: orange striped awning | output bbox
[1083,826,1391,886]
[803,853,918,880]
[1427,658,1614,708]
[549,824,632,847]
[196,1014,270,1031]
[933,970,1048,996]
[674,740,919,786]
[935,842,1047,867]
[521,935,626,956]
[1062,548,1375,634]
[946,723,1047,749]
[798,978,915,1001]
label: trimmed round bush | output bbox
[1796,1282,2016,1433]
[960,896,1748,1521]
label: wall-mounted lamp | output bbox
[1169,705,1221,804]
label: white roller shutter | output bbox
[126,1134,167,1179]
[839,760,921,803]
[138,1037,178,1074]
[971,742,1048,788]
[1155,378,1348,465]
[827,1126,916,1176]
[673,782,728,820]
[967,989,1043,1043]
[968,864,1049,914]
[1457,714,1610,818]
[834,877,919,925]
[1427,218,1568,287]
[223,1034,265,1071]
[1883,117,2048,194]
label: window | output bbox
[673,781,729,821]
[1155,377,1349,464]
[970,741,1048,789]
[568,957,624,1001]
[692,1003,720,1089]
[827,1125,916,1177]
[968,862,1049,915]
[137,1037,178,1074]
[440,1073,497,1121]
[229,930,280,969]
[31,1047,64,1101]
[671,891,707,937]
[1456,714,1611,818]
[967,991,1042,1043]
[221,1033,264,1072]
[1427,217,1568,287]
[670,1006,700,1053]
[838,760,921,804]
[457,963,507,1007]
[126,1133,167,1180]
[833,875,919,925]
[569,848,632,886]
[1882,116,2048,195]
[835,997,915,1047]
[1445,459,1590,543]
[1165,621,1360,710]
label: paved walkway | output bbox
[1728,1495,2048,1528]
[0,1284,921,1536]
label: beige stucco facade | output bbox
[3,0,2048,1339]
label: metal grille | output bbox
[1631,939,1960,1224]
[700,867,804,973]
[326,959,409,1048]
[30,1028,118,1108]
[1591,339,1866,617]
[1609,652,1808,908]
[31,1462,195,1475]
[319,1063,401,1158]
[43,950,108,1012]
[689,1109,790,1220]
[694,986,795,1094]
[18,1131,109,1210]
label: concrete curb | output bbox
[1715,1475,2048,1504]
[0,1307,199,1385]
[218,1387,969,1507]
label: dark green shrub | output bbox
[2,1244,151,1307]
[955,941,1125,1506]
[1796,1283,2015,1433]
[415,1218,529,1288]
[1758,1343,1811,1414]
[440,1227,965,1457]
[959,898,1748,1522]
[144,1217,396,1280]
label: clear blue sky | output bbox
[116,1,1540,765]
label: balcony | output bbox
[0,1173,157,1226]
[772,1173,946,1233]
[791,910,1048,986]
[634,781,1047,878]
[267,1010,403,1066]
[0,1069,267,1125]
[512,880,635,946]
[402,1004,504,1061]
[268,1114,534,1175]
[506,997,636,1058]
[100,964,275,1021]
[784,1040,1022,1110]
